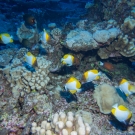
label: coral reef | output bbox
[93,83,126,114]
[93,28,120,44]
[2,56,51,93]
[22,92,52,115]
[98,34,135,58]
[51,28,62,43]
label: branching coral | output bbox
[2,57,52,93]
[31,111,91,135]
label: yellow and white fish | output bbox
[83,69,101,82]
[41,29,50,44]
[119,79,135,96]
[0,33,13,44]
[65,77,82,94]
[111,103,132,124]
[61,54,74,66]
[24,52,37,66]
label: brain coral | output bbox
[93,83,126,114]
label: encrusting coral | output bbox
[98,34,135,59]
[121,16,135,32]
[31,111,91,135]
[51,28,62,43]
[65,29,98,52]
[93,83,126,114]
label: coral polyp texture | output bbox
[31,111,91,135]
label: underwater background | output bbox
[0,0,135,135]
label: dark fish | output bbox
[51,65,74,75]
[60,91,77,103]
[109,114,128,131]
[23,62,36,72]
[39,46,47,55]
[81,82,95,92]
[115,87,128,102]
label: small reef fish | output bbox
[23,52,37,72]
[60,77,95,103]
[111,103,132,125]
[60,77,81,103]
[23,62,36,72]
[60,91,77,103]
[83,69,101,82]
[23,14,36,26]
[119,79,135,96]
[100,61,115,71]
[24,52,37,66]
[0,33,13,44]
[41,29,50,44]
[61,54,74,66]
[65,77,82,94]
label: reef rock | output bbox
[65,29,98,52]
[93,83,126,114]
[93,28,120,43]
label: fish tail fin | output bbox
[60,91,77,103]
[112,103,118,109]
[129,84,135,93]
[98,71,102,76]
[99,61,104,66]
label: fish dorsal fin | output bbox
[67,77,76,83]
[90,69,98,74]
[2,33,10,37]
[27,52,32,56]
[118,105,128,111]
[119,79,128,85]
[63,54,69,59]
[69,90,77,94]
